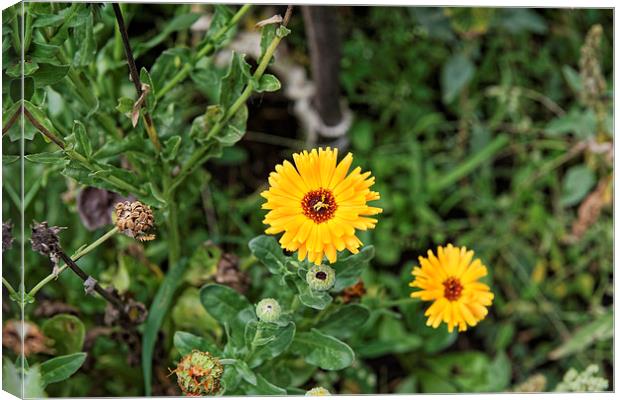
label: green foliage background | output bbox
[2,3,613,396]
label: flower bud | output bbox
[256,298,281,323]
[305,387,331,396]
[306,264,335,291]
[174,350,224,396]
[114,201,155,241]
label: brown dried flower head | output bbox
[2,320,52,356]
[341,280,366,304]
[114,201,156,241]
[30,221,65,263]
[579,24,607,108]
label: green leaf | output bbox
[249,235,288,275]
[233,359,256,386]
[216,104,248,146]
[561,165,595,207]
[70,120,92,157]
[295,279,333,310]
[162,135,182,161]
[441,53,475,103]
[2,357,22,397]
[562,65,582,94]
[255,74,281,93]
[150,47,192,94]
[40,352,87,386]
[73,12,95,66]
[31,63,70,87]
[291,329,354,371]
[549,311,613,360]
[41,314,85,355]
[331,246,375,291]
[2,360,47,398]
[318,304,370,338]
[25,151,66,164]
[205,5,235,49]
[173,331,220,356]
[200,284,256,349]
[200,283,252,327]
[134,13,201,57]
[6,60,39,77]
[246,321,296,368]
[140,67,157,111]
[218,52,251,109]
[259,24,277,65]
[142,259,189,396]
[246,374,287,395]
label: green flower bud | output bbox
[174,350,224,396]
[306,386,331,396]
[306,264,335,291]
[256,298,281,323]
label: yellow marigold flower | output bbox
[261,147,382,265]
[409,244,494,332]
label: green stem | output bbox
[2,277,18,299]
[169,27,285,193]
[156,4,252,100]
[162,171,180,266]
[27,227,119,299]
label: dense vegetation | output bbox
[2,4,612,396]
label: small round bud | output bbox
[306,264,335,291]
[306,387,331,396]
[114,201,155,241]
[174,350,224,396]
[256,298,281,323]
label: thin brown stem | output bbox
[23,107,65,149]
[58,251,126,312]
[112,3,161,151]
[2,105,21,135]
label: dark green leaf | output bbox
[218,52,251,109]
[41,314,85,355]
[216,104,248,146]
[442,53,475,103]
[247,321,296,368]
[246,374,287,395]
[142,259,189,395]
[331,246,375,291]
[40,353,87,386]
[233,359,256,386]
[134,13,200,57]
[162,135,181,161]
[248,235,288,275]
[561,165,595,207]
[318,304,370,338]
[291,329,354,370]
[173,331,220,356]
[25,151,66,164]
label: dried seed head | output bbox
[2,320,52,356]
[306,264,336,291]
[255,298,281,323]
[174,350,224,396]
[114,201,155,241]
[305,387,331,396]
[30,221,65,263]
[2,220,14,252]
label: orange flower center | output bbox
[301,188,337,223]
[443,277,463,301]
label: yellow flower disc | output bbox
[409,244,494,332]
[261,147,382,265]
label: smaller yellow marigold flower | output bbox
[409,244,494,333]
[305,387,331,396]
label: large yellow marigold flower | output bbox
[261,147,382,265]
[409,244,494,332]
